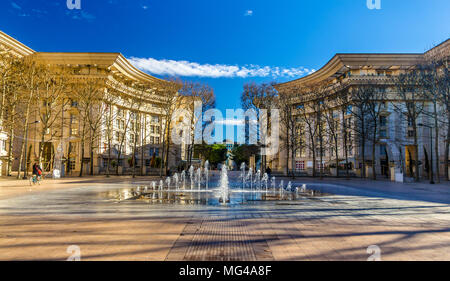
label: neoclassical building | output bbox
[273,39,449,181]
[0,30,183,176]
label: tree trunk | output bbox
[116,150,121,176]
[90,143,94,176]
[285,139,290,176]
[434,101,440,183]
[106,140,111,178]
[6,126,14,176]
[132,135,137,178]
[361,138,366,179]
[79,140,85,177]
[372,125,377,180]
[38,128,46,168]
[291,149,296,179]
[335,138,339,178]
[17,101,32,179]
[342,113,349,179]
[413,126,420,182]
[446,115,450,181]
[165,139,170,176]
[311,144,316,178]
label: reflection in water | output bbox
[100,186,329,207]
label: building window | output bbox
[408,130,414,138]
[296,161,305,171]
[379,129,387,138]
[380,145,388,157]
[346,105,352,115]
[380,116,387,127]
[0,140,6,152]
[155,137,160,144]
[69,159,76,171]
[407,117,413,127]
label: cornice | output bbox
[275,53,426,91]
[0,30,35,57]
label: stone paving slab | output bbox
[0,177,449,261]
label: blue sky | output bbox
[1,0,449,113]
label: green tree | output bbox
[231,144,260,167]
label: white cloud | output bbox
[11,2,21,10]
[129,57,315,79]
[244,10,253,16]
[66,10,96,21]
[215,119,245,126]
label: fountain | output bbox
[204,161,209,190]
[166,177,171,190]
[119,161,323,207]
[219,165,229,203]
[240,162,246,189]
[181,170,186,189]
[287,181,292,192]
[173,173,179,191]
[301,184,307,192]
[271,177,276,189]
[279,180,284,196]
[196,168,202,190]
[189,165,195,190]
[254,170,261,190]
[247,168,253,191]
[261,173,268,192]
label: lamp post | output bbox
[22,120,40,179]
[419,123,434,184]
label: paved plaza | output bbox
[0,175,449,261]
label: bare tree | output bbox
[323,98,340,178]
[102,85,120,177]
[178,81,216,167]
[392,68,427,182]
[129,83,152,178]
[36,66,71,170]
[348,85,372,179]
[419,59,449,182]
[72,77,106,177]
[276,89,306,178]
[0,50,21,176]
[241,82,277,173]
[365,82,387,180]
[157,78,182,176]
[436,61,450,181]
[16,58,43,179]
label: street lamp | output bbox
[22,120,40,179]
[418,123,434,184]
